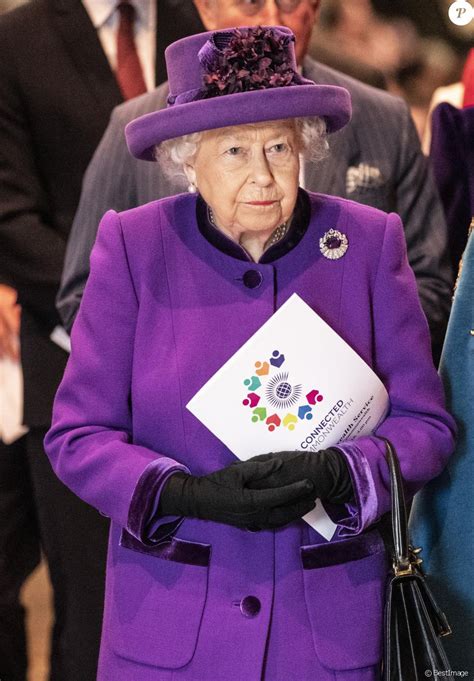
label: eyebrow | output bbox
[213,123,294,141]
[216,132,294,145]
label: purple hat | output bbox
[126,26,352,161]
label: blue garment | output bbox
[410,229,474,671]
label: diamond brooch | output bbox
[319,229,349,260]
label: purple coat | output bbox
[45,192,455,681]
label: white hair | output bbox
[154,117,329,188]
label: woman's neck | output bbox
[239,230,274,262]
[208,207,290,262]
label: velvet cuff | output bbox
[127,457,190,546]
[324,441,379,536]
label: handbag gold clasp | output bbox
[394,547,424,576]
[393,562,414,577]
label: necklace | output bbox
[207,207,289,248]
[266,221,289,246]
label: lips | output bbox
[245,200,278,206]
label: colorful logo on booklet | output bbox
[242,350,324,432]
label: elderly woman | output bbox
[45,27,455,681]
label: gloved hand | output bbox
[158,457,317,530]
[246,448,353,504]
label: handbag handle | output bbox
[375,436,412,575]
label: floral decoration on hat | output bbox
[199,27,310,98]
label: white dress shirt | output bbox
[82,0,156,91]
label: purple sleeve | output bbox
[44,210,188,544]
[325,212,456,535]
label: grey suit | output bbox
[59,58,453,359]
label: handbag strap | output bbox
[375,436,412,575]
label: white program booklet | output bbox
[187,294,389,540]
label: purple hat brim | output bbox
[126,85,352,161]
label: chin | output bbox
[244,220,281,234]
[241,208,282,228]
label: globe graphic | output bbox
[276,382,292,399]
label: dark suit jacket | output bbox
[59,58,453,361]
[0,0,204,426]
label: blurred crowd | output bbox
[0,0,471,136]
[312,0,471,137]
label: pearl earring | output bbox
[188,182,197,193]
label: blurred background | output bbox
[3,0,470,140]
[0,0,471,679]
[310,0,472,138]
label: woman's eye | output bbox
[226,146,242,156]
[271,143,288,153]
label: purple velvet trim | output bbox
[326,442,379,536]
[127,457,190,545]
[120,529,211,567]
[301,528,385,570]
[167,87,204,106]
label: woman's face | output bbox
[186,121,301,238]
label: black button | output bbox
[240,596,261,618]
[243,270,263,289]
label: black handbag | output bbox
[377,436,452,681]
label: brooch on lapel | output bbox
[319,229,348,260]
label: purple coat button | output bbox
[243,270,263,289]
[240,595,261,618]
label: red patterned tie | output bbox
[462,49,474,108]
[116,1,147,100]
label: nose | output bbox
[249,150,274,187]
[260,0,283,25]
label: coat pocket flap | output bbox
[110,530,210,669]
[301,529,388,671]
[120,527,211,567]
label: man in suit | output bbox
[59,0,453,367]
[0,1,204,679]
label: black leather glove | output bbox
[246,448,353,504]
[158,458,317,530]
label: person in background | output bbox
[0,1,204,678]
[410,223,474,671]
[422,48,474,154]
[0,285,35,681]
[44,26,455,680]
[59,0,453,366]
[429,101,474,273]
[411,98,473,670]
